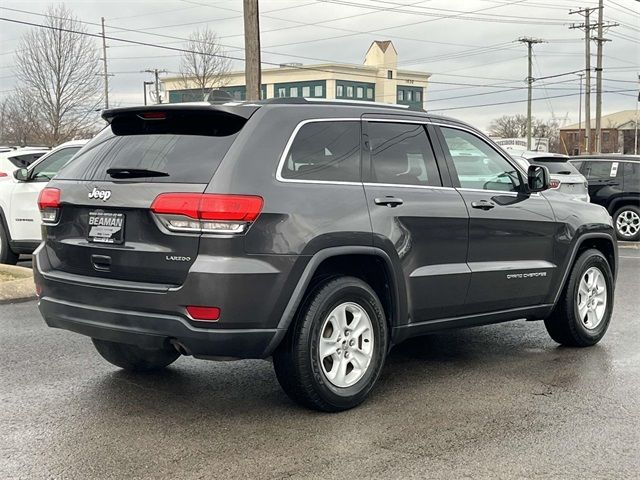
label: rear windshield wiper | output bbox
[106,167,170,179]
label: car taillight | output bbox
[0,172,7,177]
[549,179,561,189]
[37,187,61,223]
[150,193,263,234]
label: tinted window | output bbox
[367,122,441,186]
[31,147,81,182]
[282,121,360,182]
[530,161,580,175]
[56,112,243,184]
[8,152,45,168]
[623,162,640,190]
[582,161,619,181]
[441,127,521,192]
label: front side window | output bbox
[367,122,441,187]
[440,127,522,192]
[282,121,360,182]
[30,147,81,182]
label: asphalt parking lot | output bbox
[2,247,639,479]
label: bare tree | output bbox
[15,4,103,146]
[0,90,44,146]
[179,27,232,100]
[489,114,561,152]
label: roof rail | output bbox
[256,97,423,111]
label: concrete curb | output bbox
[0,264,36,304]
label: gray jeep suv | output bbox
[34,99,618,411]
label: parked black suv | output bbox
[570,155,640,241]
[34,100,618,411]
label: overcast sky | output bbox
[0,0,638,130]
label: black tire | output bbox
[0,221,19,265]
[613,205,640,241]
[544,249,614,347]
[92,338,180,372]
[273,276,389,412]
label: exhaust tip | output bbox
[169,339,191,356]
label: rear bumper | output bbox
[39,296,280,359]
[33,244,301,359]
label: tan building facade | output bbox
[560,110,639,155]
[162,41,430,109]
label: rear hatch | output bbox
[531,159,587,195]
[41,105,257,285]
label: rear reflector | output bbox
[186,306,220,321]
[549,179,561,189]
[151,193,263,234]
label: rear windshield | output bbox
[56,111,244,183]
[529,160,580,175]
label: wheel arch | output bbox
[608,196,640,215]
[266,246,407,356]
[553,233,618,307]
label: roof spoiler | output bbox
[101,102,261,123]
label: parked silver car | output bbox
[511,151,589,202]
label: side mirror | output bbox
[527,164,549,193]
[13,168,29,182]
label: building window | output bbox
[356,87,364,98]
[336,85,343,97]
[397,85,423,107]
[278,87,286,97]
[366,88,373,100]
[302,86,310,97]
[290,86,298,97]
[346,86,354,98]
[336,80,375,100]
[314,85,323,97]
[387,70,393,79]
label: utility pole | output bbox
[243,0,261,101]
[100,17,112,109]
[518,37,544,150]
[578,72,584,154]
[143,69,167,104]
[570,7,597,154]
[594,0,619,153]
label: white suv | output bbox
[0,140,88,264]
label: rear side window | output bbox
[56,111,243,184]
[281,121,361,182]
[8,152,45,168]
[582,161,619,181]
[31,146,81,182]
[367,122,441,187]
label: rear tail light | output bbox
[0,172,7,177]
[150,193,263,234]
[37,187,61,223]
[549,179,561,189]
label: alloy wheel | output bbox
[318,302,374,388]
[576,266,607,330]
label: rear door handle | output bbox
[374,197,403,208]
[471,200,495,210]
